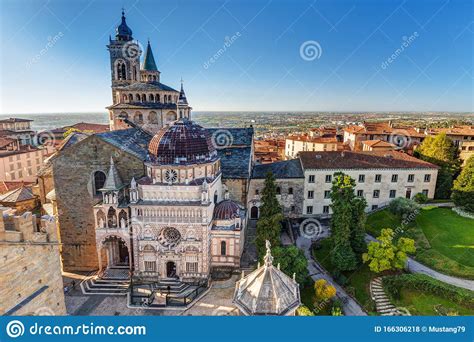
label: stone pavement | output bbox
[180,276,239,316]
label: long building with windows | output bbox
[299,151,438,216]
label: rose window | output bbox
[165,169,178,183]
[158,227,181,248]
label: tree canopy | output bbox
[255,172,283,259]
[417,133,461,199]
[329,172,367,271]
[272,245,309,285]
[452,155,474,212]
[362,228,416,273]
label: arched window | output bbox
[133,65,137,80]
[288,187,293,195]
[141,94,146,102]
[276,187,281,195]
[220,241,226,256]
[149,94,154,102]
[121,64,126,80]
[213,190,218,204]
[135,94,140,102]
[128,94,133,102]
[149,111,158,124]
[156,94,160,102]
[134,112,143,123]
[93,171,106,195]
[122,94,127,102]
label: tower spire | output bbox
[142,40,158,71]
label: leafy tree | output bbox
[331,306,343,316]
[350,196,368,256]
[272,246,309,285]
[256,213,283,259]
[259,172,281,217]
[362,228,416,273]
[451,155,474,212]
[417,133,461,199]
[63,127,93,138]
[389,197,420,219]
[296,305,314,316]
[313,279,337,305]
[255,172,283,259]
[329,172,365,271]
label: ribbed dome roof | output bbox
[213,200,240,220]
[148,119,218,165]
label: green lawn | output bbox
[366,207,474,279]
[390,288,473,316]
[312,239,377,314]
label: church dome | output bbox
[213,200,240,220]
[148,119,218,165]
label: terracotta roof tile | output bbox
[299,151,438,170]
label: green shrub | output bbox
[382,274,474,309]
[389,197,420,219]
[413,193,428,204]
[296,305,315,316]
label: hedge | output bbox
[382,274,474,309]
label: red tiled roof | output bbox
[343,122,425,138]
[426,126,474,137]
[361,139,395,148]
[0,181,33,195]
[62,122,110,133]
[0,137,16,149]
[0,118,33,123]
[299,151,438,170]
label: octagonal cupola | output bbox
[148,119,217,165]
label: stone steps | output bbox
[80,275,129,296]
[369,277,409,316]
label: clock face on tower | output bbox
[165,169,178,183]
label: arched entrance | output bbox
[250,206,259,219]
[166,261,177,278]
[99,235,130,270]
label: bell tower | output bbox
[107,10,141,104]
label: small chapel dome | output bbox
[148,119,218,165]
[213,200,240,220]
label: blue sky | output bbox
[0,0,472,114]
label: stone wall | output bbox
[52,135,145,271]
[223,178,249,205]
[248,178,305,217]
[0,212,66,316]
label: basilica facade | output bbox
[91,12,248,281]
[44,11,253,281]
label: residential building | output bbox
[285,135,338,159]
[0,118,35,146]
[343,121,425,151]
[300,151,438,216]
[0,146,49,182]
